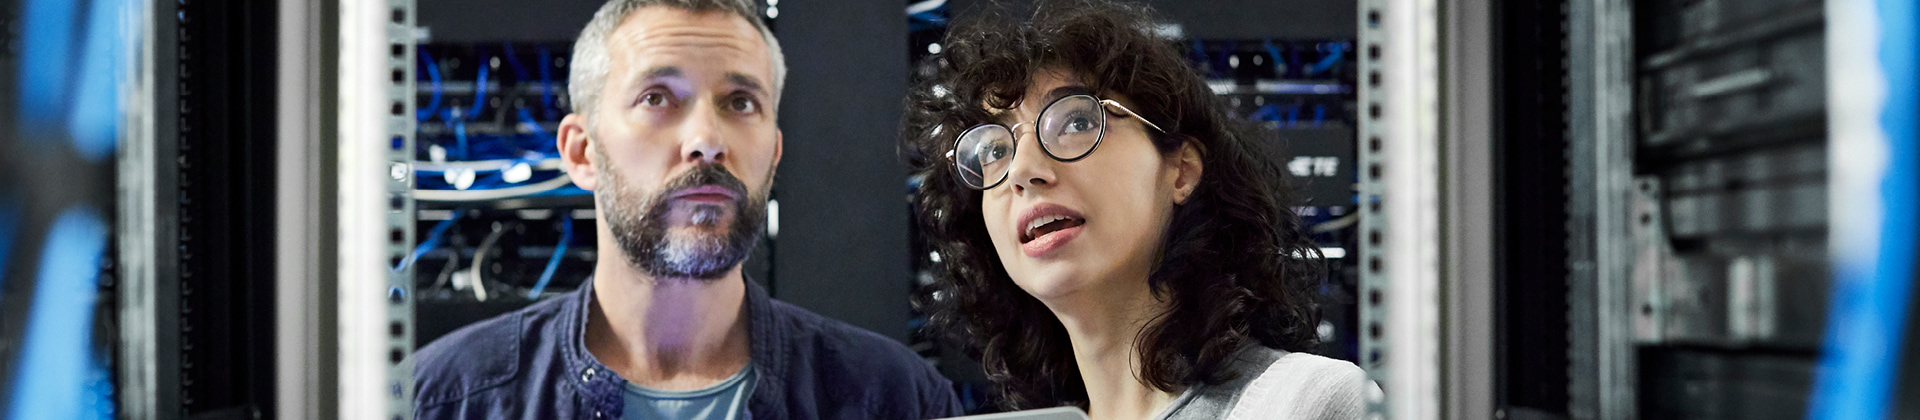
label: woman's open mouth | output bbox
[1017,204,1087,257]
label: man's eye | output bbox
[730,96,759,113]
[641,92,669,107]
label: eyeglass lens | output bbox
[952,95,1108,189]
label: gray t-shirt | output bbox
[621,366,757,420]
[1152,345,1368,420]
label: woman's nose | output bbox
[1004,124,1055,194]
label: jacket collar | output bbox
[557,275,789,414]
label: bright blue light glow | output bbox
[7,206,113,420]
[68,0,136,162]
[18,0,79,133]
[1810,0,1918,418]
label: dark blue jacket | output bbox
[412,278,962,419]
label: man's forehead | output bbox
[606,7,771,82]
[608,7,765,57]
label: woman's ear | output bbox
[1171,137,1205,205]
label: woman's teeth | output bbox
[1024,215,1084,242]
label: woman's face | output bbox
[978,68,1200,303]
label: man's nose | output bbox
[681,107,727,164]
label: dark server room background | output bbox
[1,0,1919,419]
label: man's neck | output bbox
[1044,280,1181,420]
[585,260,752,391]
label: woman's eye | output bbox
[640,92,669,107]
[979,144,1009,163]
[1064,116,1095,133]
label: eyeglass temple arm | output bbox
[944,150,989,181]
[1100,99,1167,134]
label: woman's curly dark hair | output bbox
[900,0,1327,411]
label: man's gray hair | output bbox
[569,0,786,123]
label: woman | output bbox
[903,1,1367,419]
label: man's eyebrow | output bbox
[628,66,684,87]
[645,66,681,79]
[726,72,768,96]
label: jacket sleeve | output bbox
[921,366,965,419]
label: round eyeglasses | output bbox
[945,94,1166,190]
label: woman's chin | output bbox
[1010,268,1100,303]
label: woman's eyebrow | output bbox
[1040,85,1096,104]
[983,85,1097,125]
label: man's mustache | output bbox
[658,164,750,204]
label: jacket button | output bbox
[583,368,595,381]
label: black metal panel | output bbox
[1627,0,1830,417]
[1638,346,1816,420]
[1631,0,1829,348]
[173,0,279,417]
[946,0,1357,40]
[1496,0,1572,415]
[417,0,604,43]
[770,0,913,343]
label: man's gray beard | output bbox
[597,161,768,281]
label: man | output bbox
[411,1,961,418]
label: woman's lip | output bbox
[1021,224,1082,258]
[1015,203,1086,243]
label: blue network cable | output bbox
[1249,104,1282,124]
[417,48,444,121]
[1287,42,1303,79]
[394,216,460,272]
[467,55,492,121]
[519,108,551,139]
[527,212,575,299]
[503,42,531,83]
[1305,42,1345,77]
[449,108,471,160]
[539,46,557,120]
[1263,39,1285,78]
[1189,40,1211,78]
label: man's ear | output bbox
[774,128,785,168]
[1171,137,1204,205]
[558,113,598,191]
